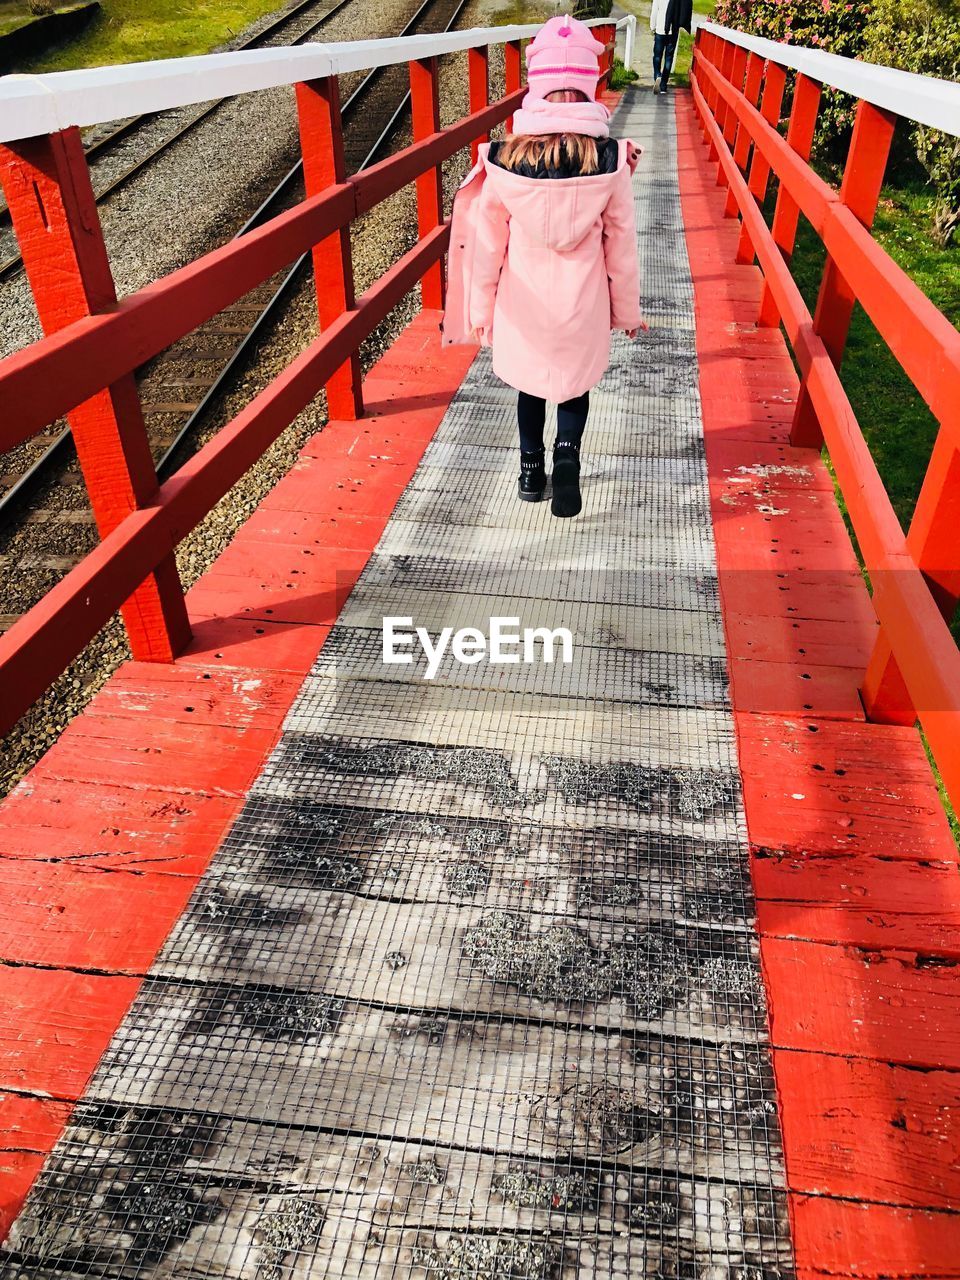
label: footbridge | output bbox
[0,13,959,1279]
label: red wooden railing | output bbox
[691,26,960,813]
[0,23,618,737]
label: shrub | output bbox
[573,1,614,18]
[609,57,639,89]
[713,0,871,152]
[714,0,960,243]
[28,1,55,15]
[864,0,960,245]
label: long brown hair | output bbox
[496,88,599,176]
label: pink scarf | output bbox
[510,92,611,139]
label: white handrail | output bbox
[698,19,960,138]
[0,16,630,145]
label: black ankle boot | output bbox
[518,449,546,502]
[551,442,581,517]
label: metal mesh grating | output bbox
[2,91,795,1280]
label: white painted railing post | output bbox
[624,14,636,72]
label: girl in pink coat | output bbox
[443,14,643,517]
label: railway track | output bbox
[0,0,471,635]
[0,0,356,280]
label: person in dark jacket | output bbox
[651,0,694,94]
[667,0,694,36]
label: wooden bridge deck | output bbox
[1,87,959,1280]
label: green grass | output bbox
[609,56,638,90]
[0,1,89,39]
[787,188,960,586]
[782,184,960,845]
[672,0,716,85]
[486,0,552,26]
[11,0,293,72]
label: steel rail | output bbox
[155,0,470,477]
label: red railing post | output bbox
[717,45,748,196]
[691,29,707,133]
[505,38,522,132]
[723,46,748,144]
[724,50,764,217]
[0,128,190,662]
[697,32,714,109]
[757,72,821,327]
[409,56,445,311]
[714,40,738,156]
[599,23,616,88]
[862,432,960,724]
[700,36,722,160]
[736,60,787,263]
[295,75,363,420]
[468,45,490,163]
[791,100,896,448]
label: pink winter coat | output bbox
[442,139,642,402]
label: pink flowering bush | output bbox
[713,0,871,151]
[713,0,960,242]
[864,0,960,244]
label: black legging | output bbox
[517,390,589,454]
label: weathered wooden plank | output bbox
[27,714,278,798]
[724,603,877,668]
[729,656,865,720]
[210,537,371,588]
[790,1196,960,1280]
[2,1225,791,1280]
[311,629,729,710]
[0,861,196,970]
[753,850,960,955]
[258,459,410,517]
[186,571,357,629]
[241,507,390,552]
[774,1049,960,1210]
[176,615,333,676]
[84,663,303,732]
[253,725,742,840]
[7,1108,790,1277]
[375,521,717,573]
[152,886,765,1041]
[718,567,876,628]
[359,551,718,613]
[214,795,753,929]
[762,935,960,1068]
[87,983,784,1180]
[737,711,956,859]
[0,783,238,876]
[0,965,141,1095]
[707,441,836,494]
[391,464,716,534]
[433,410,706,460]
[280,679,738,772]
[339,588,726,659]
[716,525,860,573]
[11,1102,790,1234]
[0,1093,74,1240]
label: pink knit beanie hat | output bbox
[525,13,605,101]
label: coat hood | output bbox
[480,144,636,253]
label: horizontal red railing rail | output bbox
[0,42,544,734]
[691,28,960,812]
